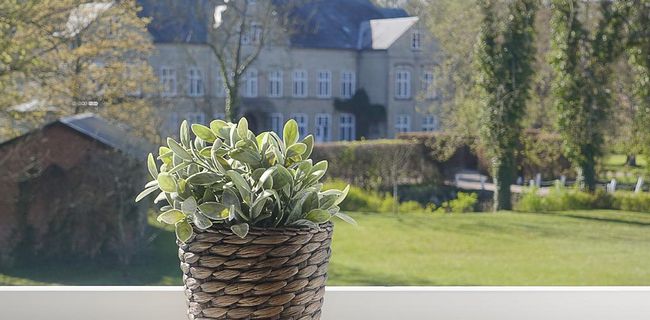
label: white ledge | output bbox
[1,286,649,319]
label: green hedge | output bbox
[313,140,440,190]
[323,180,434,214]
[515,186,650,213]
[399,130,572,180]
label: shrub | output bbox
[323,180,434,213]
[612,192,650,213]
[515,186,650,213]
[435,192,478,213]
[312,140,440,190]
[399,130,572,180]
[137,119,355,241]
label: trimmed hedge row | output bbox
[312,140,440,190]
[515,186,650,213]
[399,129,572,180]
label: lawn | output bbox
[1,210,650,286]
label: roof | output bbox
[359,16,419,50]
[0,113,149,159]
[137,0,213,44]
[136,0,411,49]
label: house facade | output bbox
[138,0,441,141]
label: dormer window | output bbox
[411,29,421,50]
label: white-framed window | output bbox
[317,70,331,98]
[160,67,177,97]
[243,68,258,97]
[395,68,411,99]
[186,111,206,124]
[422,70,436,99]
[293,70,307,98]
[340,71,356,98]
[270,113,283,137]
[242,21,262,45]
[290,113,308,137]
[395,114,411,133]
[268,70,283,98]
[422,115,439,131]
[314,113,331,143]
[411,29,421,50]
[187,67,204,97]
[213,113,225,120]
[215,72,226,97]
[339,113,356,141]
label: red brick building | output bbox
[0,114,150,266]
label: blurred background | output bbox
[1,0,649,286]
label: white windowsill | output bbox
[1,286,649,319]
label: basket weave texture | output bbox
[178,223,333,320]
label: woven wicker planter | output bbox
[178,222,333,320]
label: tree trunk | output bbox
[492,153,514,211]
[225,86,240,122]
[580,158,597,192]
[626,154,637,167]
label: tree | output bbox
[0,0,80,113]
[621,1,650,166]
[1,0,161,142]
[549,0,626,191]
[475,0,537,211]
[206,0,295,122]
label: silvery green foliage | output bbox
[136,118,355,242]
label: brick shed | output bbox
[0,114,150,266]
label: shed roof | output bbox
[0,113,150,159]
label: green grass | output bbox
[330,211,650,285]
[2,210,650,286]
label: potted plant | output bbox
[136,118,355,319]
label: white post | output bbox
[560,175,566,186]
[529,179,535,188]
[635,177,644,193]
[608,178,617,193]
[480,176,486,190]
[455,174,460,186]
[535,173,542,187]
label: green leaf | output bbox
[271,165,292,189]
[157,173,177,193]
[231,223,250,238]
[335,212,357,226]
[154,191,167,204]
[306,209,332,223]
[157,209,186,224]
[180,120,190,147]
[302,191,320,213]
[237,117,249,139]
[222,189,242,214]
[192,211,213,229]
[292,219,319,229]
[320,193,339,209]
[229,148,261,165]
[283,119,299,146]
[335,185,350,206]
[226,170,251,202]
[187,172,220,185]
[135,186,158,202]
[175,220,193,243]
[198,202,228,220]
[302,135,314,158]
[181,197,197,215]
[258,167,275,189]
[147,153,158,179]
[210,120,228,137]
[192,124,216,142]
[286,143,307,158]
[167,162,190,174]
[167,137,192,160]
